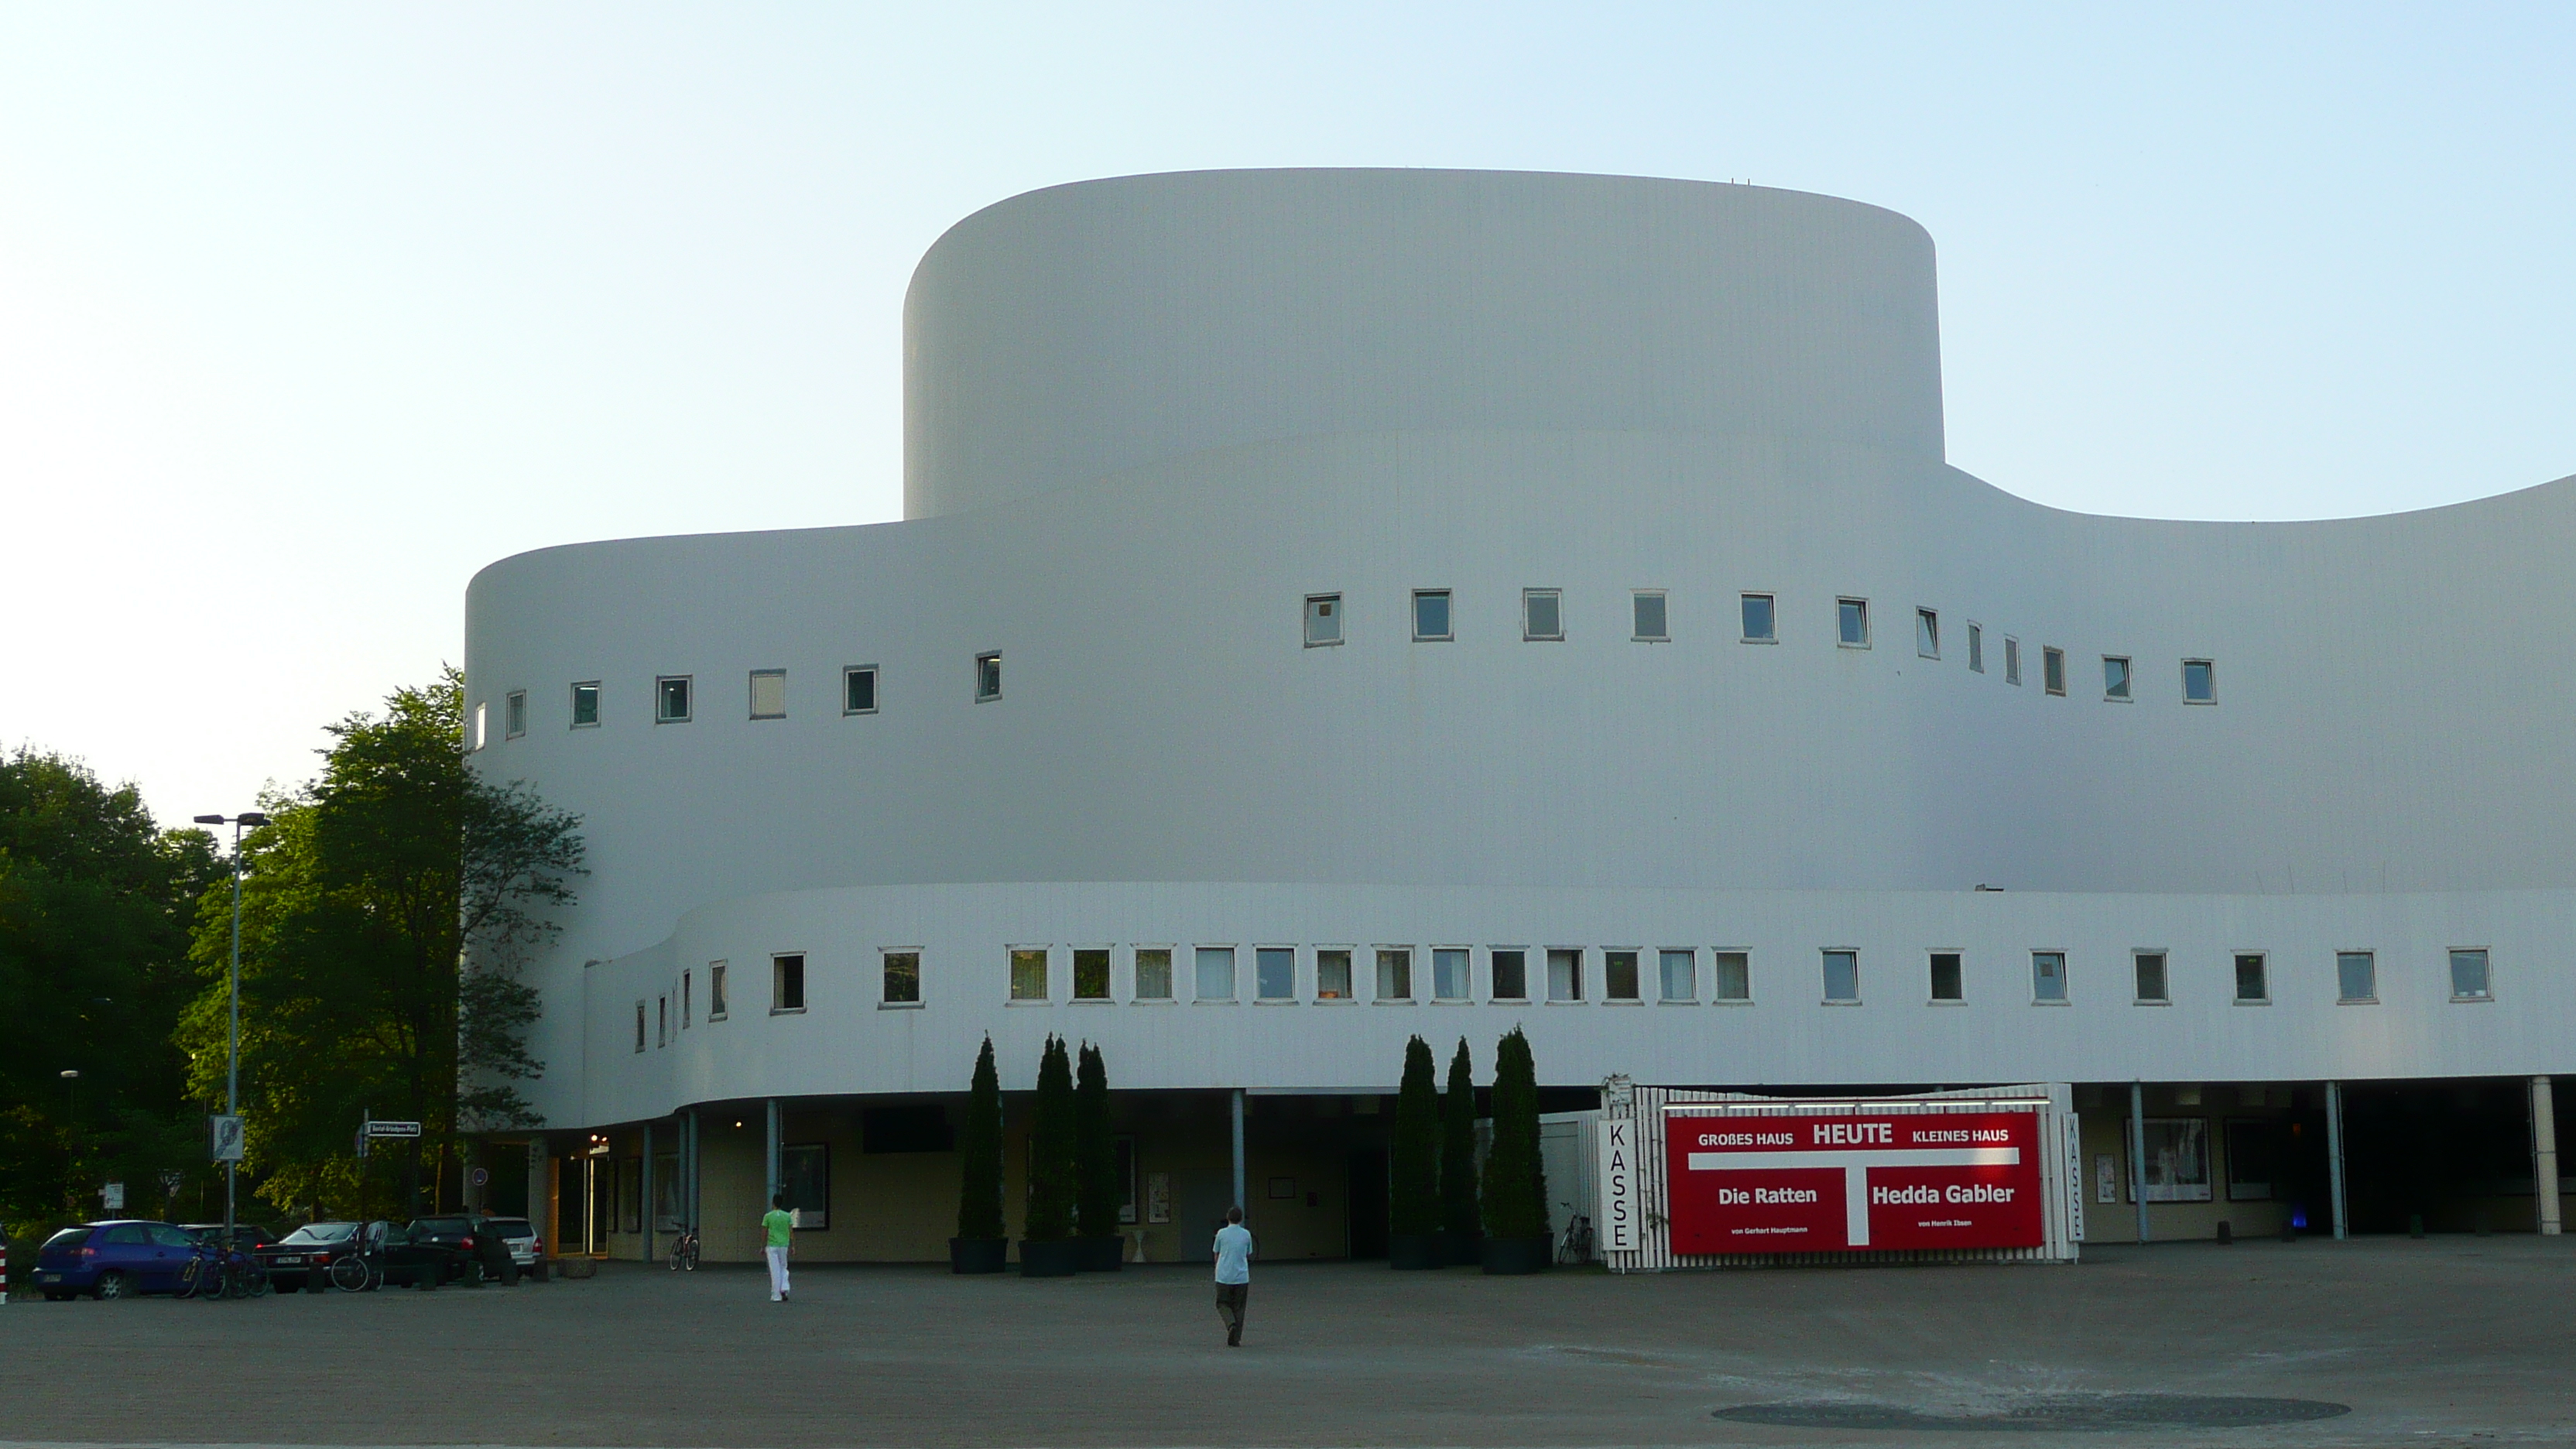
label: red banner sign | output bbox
[1666,1111,2043,1254]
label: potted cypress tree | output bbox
[1440,1037,1482,1266]
[951,1035,1008,1273]
[1019,1035,1081,1276]
[1478,1027,1551,1273]
[1388,1035,1443,1268]
[1074,1040,1122,1272]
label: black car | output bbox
[404,1215,519,1286]
[255,1221,365,1293]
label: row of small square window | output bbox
[472,656,1006,746]
[1307,591,2220,704]
[630,944,2497,1042]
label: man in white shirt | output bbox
[1211,1206,1254,1347]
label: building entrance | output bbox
[2341,1080,2540,1234]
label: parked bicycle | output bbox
[1556,1208,1594,1266]
[668,1223,700,1272]
[177,1233,269,1300]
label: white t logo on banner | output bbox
[1597,1119,1638,1252]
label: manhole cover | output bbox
[1714,1394,2351,1432]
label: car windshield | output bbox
[280,1223,360,1245]
[484,1219,533,1235]
[42,1227,91,1251]
[413,1218,471,1234]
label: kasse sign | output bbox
[1667,1111,2042,1253]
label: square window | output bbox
[1547,947,1584,1002]
[657,675,693,722]
[2043,647,2066,696]
[2134,951,2169,1003]
[1413,590,1452,642]
[2032,951,2067,1002]
[1304,594,1342,647]
[1822,949,1859,1002]
[1659,949,1696,1002]
[772,954,806,1013]
[1523,588,1563,641]
[2336,951,2376,1002]
[1074,948,1112,1001]
[1967,624,1985,673]
[2234,953,2268,1002]
[1930,952,1964,1002]
[974,652,1002,702]
[1010,948,1048,1002]
[1632,591,1668,642]
[1256,947,1294,1002]
[1489,949,1528,1001]
[1837,598,1869,648]
[844,666,879,714]
[571,681,601,728]
[1132,948,1173,1001]
[2450,948,2492,1000]
[2103,656,2131,701]
[1432,947,1469,1002]
[1195,946,1236,1002]
[709,961,728,1019]
[883,951,920,1005]
[1741,593,1776,642]
[2183,659,2216,704]
[1316,949,1353,999]
[1916,608,1939,659]
[749,669,787,720]
[471,701,488,751]
[1603,951,1640,1001]
[1712,951,1751,1002]
[2004,637,2023,686]
[1375,948,1413,1002]
[505,690,527,738]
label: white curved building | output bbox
[464,169,2570,1262]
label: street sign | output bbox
[469,1167,490,1188]
[210,1114,245,1162]
[102,1182,125,1211]
[364,1120,423,1139]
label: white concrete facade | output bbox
[464,170,2575,1159]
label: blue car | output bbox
[29,1220,206,1300]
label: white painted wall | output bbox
[461,169,2576,1128]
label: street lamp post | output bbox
[193,811,268,1251]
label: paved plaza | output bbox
[2,1238,2569,1448]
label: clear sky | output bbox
[5,3,2571,824]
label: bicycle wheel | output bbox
[683,1238,698,1271]
[175,1259,204,1300]
[328,1255,370,1293]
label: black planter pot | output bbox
[1018,1238,1081,1277]
[1480,1235,1553,1275]
[1387,1233,1444,1269]
[1076,1236,1125,1272]
[949,1237,1008,1275]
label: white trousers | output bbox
[765,1245,790,1299]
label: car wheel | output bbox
[96,1271,132,1300]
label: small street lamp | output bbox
[193,811,269,1250]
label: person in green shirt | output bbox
[762,1194,794,1302]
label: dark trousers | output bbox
[1215,1282,1249,1342]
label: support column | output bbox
[2128,1081,2150,1244]
[2533,1076,2562,1237]
[1230,1089,1246,1214]
[687,1108,702,1235]
[640,1123,654,1263]
[766,1098,783,1208]
[2326,1080,2348,1241]
[526,1139,546,1246]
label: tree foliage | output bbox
[1440,1036,1481,1241]
[955,1036,1005,1240]
[0,749,220,1238]
[1479,1027,1549,1240]
[1074,1040,1118,1240]
[1390,1034,1441,1237]
[1022,1035,1076,1242]
[173,668,582,1220]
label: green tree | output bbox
[1480,1027,1549,1240]
[955,1036,1005,1241]
[1440,1036,1481,1242]
[1074,1040,1118,1240]
[1022,1036,1076,1242]
[1390,1035,1441,1237]
[175,669,581,1220]
[0,748,220,1238]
